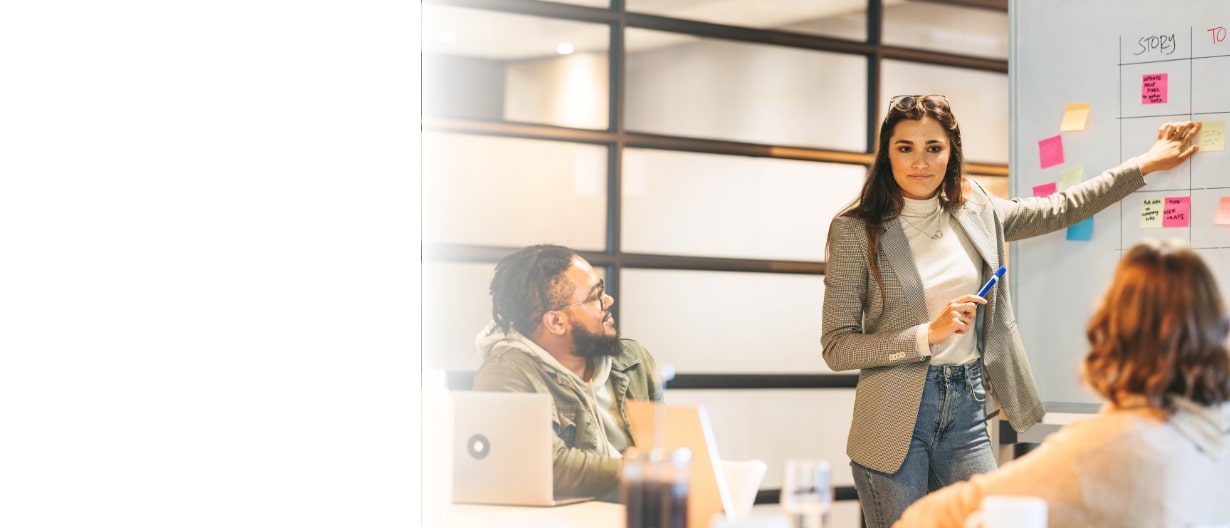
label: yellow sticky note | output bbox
[1199,121,1226,152]
[1058,165,1084,191]
[1059,103,1090,132]
[1141,197,1163,228]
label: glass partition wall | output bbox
[422,1,1009,524]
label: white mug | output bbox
[964,495,1047,528]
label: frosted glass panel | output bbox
[622,149,866,260]
[627,0,867,41]
[422,5,609,129]
[626,29,867,150]
[968,174,1009,199]
[619,270,828,373]
[665,389,855,488]
[422,262,497,372]
[422,260,609,371]
[880,61,1008,164]
[884,1,1008,60]
[422,132,607,250]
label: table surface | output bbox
[1018,411,1094,443]
[447,501,624,528]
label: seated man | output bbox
[473,244,662,500]
[894,238,1230,527]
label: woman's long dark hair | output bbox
[837,95,967,294]
[1083,239,1230,413]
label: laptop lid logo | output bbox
[466,434,490,460]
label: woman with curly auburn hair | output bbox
[1082,238,1230,412]
[895,238,1230,528]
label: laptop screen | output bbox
[625,400,734,526]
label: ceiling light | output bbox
[556,42,575,55]
[439,30,456,43]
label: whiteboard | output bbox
[1010,0,1230,410]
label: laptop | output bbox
[625,400,735,528]
[450,391,594,506]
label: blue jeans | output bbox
[851,362,997,528]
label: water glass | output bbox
[780,459,831,528]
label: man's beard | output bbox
[572,323,622,359]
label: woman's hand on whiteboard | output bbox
[927,295,987,345]
[1155,120,1200,142]
[1140,121,1202,175]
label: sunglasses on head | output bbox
[888,94,951,112]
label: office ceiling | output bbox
[421,0,1006,60]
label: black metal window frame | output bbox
[423,0,1008,303]
[423,0,1009,512]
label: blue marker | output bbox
[977,266,1007,298]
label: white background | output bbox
[0,2,418,526]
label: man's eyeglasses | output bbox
[889,94,950,113]
[552,279,605,311]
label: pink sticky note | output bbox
[1215,197,1230,225]
[1142,73,1169,105]
[1032,182,1057,197]
[1038,135,1064,169]
[1162,196,1191,227]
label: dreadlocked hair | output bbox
[490,244,578,336]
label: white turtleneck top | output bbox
[899,195,982,366]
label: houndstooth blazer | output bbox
[821,159,1147,474]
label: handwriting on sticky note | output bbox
[1162,196,1191,228]
[1215,196,1230,225]
[1199,121,1226,152]
[1058,166,1084,191]
[1142,73,1168,104]
[1033,182,1057,197]
[1141,197,1164,228]
[1060,103,1090,132]
[1038,135,1064,169]
[1067,217,1093,241]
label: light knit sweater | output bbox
[894,398,1230,527]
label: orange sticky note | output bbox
[1214,197,1230,225]
[1060,103,1090,132]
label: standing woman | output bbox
[821,94,1201,527]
